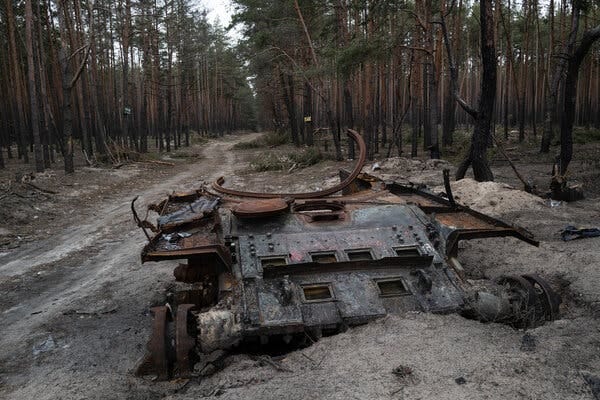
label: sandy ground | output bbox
[0,134,599,400]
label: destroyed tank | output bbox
[132,130,561,380]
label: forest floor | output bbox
[0,131,599,400]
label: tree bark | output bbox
[456,0,495,182]
[540,5,580,153]
[5,0,29,163]
[25,0,44,172]
[558,25,600,174]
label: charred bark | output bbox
[455,0,495,182]
[540,6,580,153]
[558,25,600,175]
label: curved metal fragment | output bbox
[211,129,367,199]
[495,275,538,328]
[175,304,197,377]
[135,304,199,380]
[232,198,290,218]
[521,274,562,321]
[135,306,171,380]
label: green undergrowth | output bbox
[573,127,600,144]
[250,147,324,172]
[233,131,289,150]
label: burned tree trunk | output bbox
[540,7,580,153]
[279,71,299,145]
[455,0,495,182]
[25,0,44,172]
[558,25,600,175]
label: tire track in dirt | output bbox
[0,133,260,399]
[0,134,253,277]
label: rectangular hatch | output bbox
[301,284,334,302]
[375,278,410,297]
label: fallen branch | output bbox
[83,149,95,167]
[254,355,293,373]
[491,135,534,193]
[137,160,176,167]
[23,182,58,195]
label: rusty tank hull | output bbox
[132,130,560,380]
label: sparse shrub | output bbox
[262,131,290,147]
[233,131,289,150]
[249,147,324,172]
[573,127,600,144]
[250,152,288,171]
[190,132,208,145]
[288,147,323,166]
[233,139,262,149]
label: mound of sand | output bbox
[440,178,546,216]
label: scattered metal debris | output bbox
[560,225,600,241]
[131,129,562,380]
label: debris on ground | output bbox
[32,335,56,356]
[392,365,414,379]
[455,376,467,385]
[2,134,600,400]
[560,225,600,241]
[583,373,600,400]
[520,333,537,352]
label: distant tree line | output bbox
[0,0,256,173]
[2,0,599,181]
[232,0,600,179]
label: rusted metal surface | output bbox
[521,274,562,321]
[494,275,539,328]
[175,304,197,377]
[133,153,560,381]
[157,196,220,233]
[135,306,170,380]
[233,198,290,218]
[212,129,367,199]
[135,304,198,380]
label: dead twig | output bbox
[254,355,293,373]
[300,352,317,364]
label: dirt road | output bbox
[1,133,599,400]
[0,134,258,399]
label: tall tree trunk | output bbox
[279,71,299,145]
[303,81,314,146]
[5,0,29,163]
[541,6,580,153]
[293,0,341,159]
[57,0,89,173]
[59,46,75,174]
[25,0,44,172]
[559,25,600,174]
[456,0,496,182]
